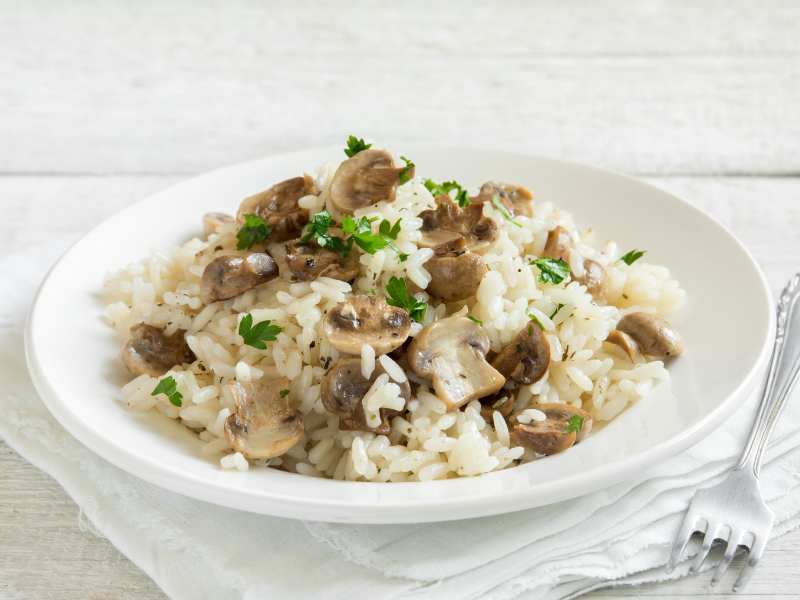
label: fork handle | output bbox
[737,273,800,475]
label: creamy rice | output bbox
[103,149,686,481]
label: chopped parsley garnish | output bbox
[550,303,565,319]
[423,179,470,207]
[344,135,371,157]
[238,313,282,350]
[565,414,584,434]
[151,376,183,407]
[236,214,272,250]
[467,315,483,325]
[619,249,646,265]
[279,389,290,398]
[491,194,521,227]
[530,257,571,285]
[398,156,415,185]
[528,312,545,330]
[342,216,407,261]
[300,211,350,254]
[385,276,427,323]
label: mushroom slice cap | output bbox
[617,312,684,359]
[323,294,412,355]
[284,239,359,282]
[328,149,404,214]
[542,226,573,262]
[476,181,534,217]
[237,175,316,242]
[424,249,487,302]
[224,378,303,460]
[605,329,640,361]
[202,212,234,237]
[418,195,498,254]
[510,403,592,456]
[321,357,410,434]
[121,323,196,377]
[576,258,606,299]
[200,253,279,303]
[408,315,505,410]
[542,226,606,299]
[491,324,551,385]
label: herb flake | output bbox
[619,249,646,265]
[344,135,371,157]
[565,414,584,434]
[236,214,272,250]
[279,389,290,398]
[423,179,471,208]
[530,257,571,285]
[385,276,427,323]
[491,194,521,227]
[239,313,282,350]
[151,375,183,407]
[398,156,415,185]
[467,315,483,325]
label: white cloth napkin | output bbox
[3,238,800,600]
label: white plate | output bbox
[25,146,774,523]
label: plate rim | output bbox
[24,145,776,523]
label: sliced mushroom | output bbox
[491,324,551,385]
[323,294,412,355]
[200,253,279,303]
[224,378,303,460]
[476,181,534,217]
[605,329,640,361]
[408,315,505,410]
[328,149,406,215]
[418,195,499,254]
[510,403,592,456]
[121,323,196,377]
[237,175,316,242]
[285,238,359,282]
[321,357,411,434]
[542,226,606,298]
[479,391,515,423]
[617,312,683,359]
[424,246,487,302]
[202,212,234,237]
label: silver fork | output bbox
[666,273,800,590]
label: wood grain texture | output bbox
[1,1,800,175]
[1,174,799,599]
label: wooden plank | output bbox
[1,2,799,175]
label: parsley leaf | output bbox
[300,211,350,254]
[530,257,571,285]
[619,249,646,265]
[279,389,290,398]
[550,303,565,319]
[423,179,471,207]
[236,214,272,250]
[342,216,386,253]
[565,414,584,434]
[398,156,415,185]
[344,135,371,157]
[385,276,427,323]
[238,313,282,350]
[491,194,522,227]
[151,375,183,407]
[467,315,483,325]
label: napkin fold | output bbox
[2,239,800,600]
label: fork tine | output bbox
[710,533,741,586]
[733,533,766,592]
[666,512,700,572]
[690,524,723,573]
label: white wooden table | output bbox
[2,2,800,598]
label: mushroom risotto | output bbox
[103,137,686,481]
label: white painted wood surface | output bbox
[2,2,800,598]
